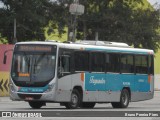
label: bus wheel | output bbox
[65,89,81,109]
[81,102,96,108]
[111,89,129,108]
[28,101,45,109]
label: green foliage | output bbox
[45,24,68,42]
[0,0,59,43]
[131,8,160,51]
[75,0,160,51]
[154,50,160,74]
[0,34,8,44]
[0,0,160,52]
[56,0,160,51]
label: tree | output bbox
[131,8,160,51]
[76,0,160,51]
[76,0,140,40]
[1,0,160,52]
[0,0,58,44]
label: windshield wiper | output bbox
[33,53,46,74]
[22,52,31,73]
[35,53,46,65]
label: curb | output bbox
[154,88,160,91]
[0,97,11,102]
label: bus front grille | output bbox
[18,94,42,100]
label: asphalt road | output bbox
[0,91,160,120]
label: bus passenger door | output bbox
[57,54,72,101]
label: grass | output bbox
[154,50,160,74]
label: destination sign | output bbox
[15,45,56,52]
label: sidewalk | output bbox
[0,97,11,102]
[155,74,160,90]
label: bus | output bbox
[6,40,154,109]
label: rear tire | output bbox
[81,102,96,108]
[111,89,130,108]
[64,89,81,109]
[28,101,45,109]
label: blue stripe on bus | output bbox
[18,85,48,93]
[85,72,150,92]
[85,48,149,54]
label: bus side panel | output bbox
[131,92,154,102]
[84,73,105,102]
[134,74,150,92]
[83,91,121,102]
[71,73,84,89]
[105,74,135,92]
[56,73,85,102]
[84,73,121,102]
[106,73,120,91]
[70,73,107,102]
[119,74,135,91]
[85,73,106,91]
[131,74,154,102]
[55,75,72,102]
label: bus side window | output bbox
[120,54,134,73]
[59,55,70,73]
[91,52,105,72]
[74,51,89,71]
[135,55,148,74]
[106,53,120,73]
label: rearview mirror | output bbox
[3,55,7,64]
[3,49,13,64]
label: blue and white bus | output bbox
[7,40,154,109]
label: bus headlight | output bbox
[45,83,55,92]
[10,83,16,92]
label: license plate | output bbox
[25,97,33,100]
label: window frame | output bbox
[135,55,149,75]
[74,51,90,72]
[120,53,134,74]
[105,53,121,73]
[90,51,105,73]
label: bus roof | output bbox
[15,41,154,55]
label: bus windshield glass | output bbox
[11,44,57,87]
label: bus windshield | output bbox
[11,44,57,87]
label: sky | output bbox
[0,1,3,8]
[147,0,160,5]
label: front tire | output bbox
[28,101,45,109]
[65,89,81,109]
[111,89,130,108]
